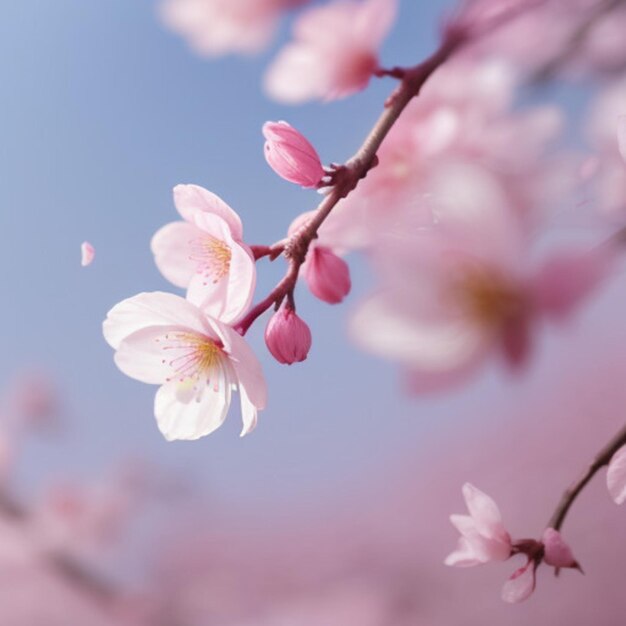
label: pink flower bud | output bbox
[542,528,580,570]
[263,121,325,188]
[265,307,312,365]
[81,241,95,267]
[304,246,351,304]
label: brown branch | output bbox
[548,423,626,531]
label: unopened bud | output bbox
[263,121,325,188]
[265,306,312,365]
[304,246,351,304]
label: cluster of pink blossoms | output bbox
[104,121,352,441]
[446,484,581,603]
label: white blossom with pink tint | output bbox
[501,559,536,603]
[264,0,397,103]
[159,0,303,57]
[103,292,266,440]
[607,444,626,505]
[542,528,579,570]
[151,184,255,324]
[263,121,325,188]
[265,306,312,365]
[445,483,512,567]
[80,241,95,267]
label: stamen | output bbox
[188,236,232,284]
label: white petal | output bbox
[154,365,233,441]
[103,292,212,350]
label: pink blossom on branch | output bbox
[265,306,312,365]
[103,292,266,440]
[303,246,351,304]
[445,483,512,567]
[264,0,398,104]
[263,121,325,188]
[151,184,255,325]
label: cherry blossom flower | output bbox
[103,292,266,440]
[159,0,305,57]
[445,483,512,567]
[151,184,255,324]
[501,558,537,603]
[607,444,626,505]
[264,0,397,103]
[80,241,95,267]
[263,121,324,188]
[350,164,613,391]
[265,306,312,365]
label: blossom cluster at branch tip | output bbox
[265,305,312,365]
[263,121,325,188]
[264,0,397,103]
[446,483,581,603]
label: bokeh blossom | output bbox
[264,0,397,103]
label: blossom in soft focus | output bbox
[542,528,580,570]
[103,292,266,440]
[445,483,512,567]
[265,306,312,365]
[264,0,397,103]
[607,444,626,504]
[5,370,59,431]
[619,116,626,163]
[304,246,351,304]
[350,164,613,392]
[151,184,255,324]
[159,0,303,57]
[263,121,325,188]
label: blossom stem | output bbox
[548,422,626,531]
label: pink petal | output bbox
[81,241,95,267]
[444,536,483,568]
[542,528,578,569]
[103,292,211,350]
[172,184,243,240]
[618,115,626,163]
[462,483,509,544]
[532,247,614,321]
[607,444,626,505]
[501,561,536,604]
[151,221,201,288]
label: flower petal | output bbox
[103,292,211,350]
[501,561,536,604]
[154,368,233,442]
[173,184,243,240]
[151,221,201,288]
